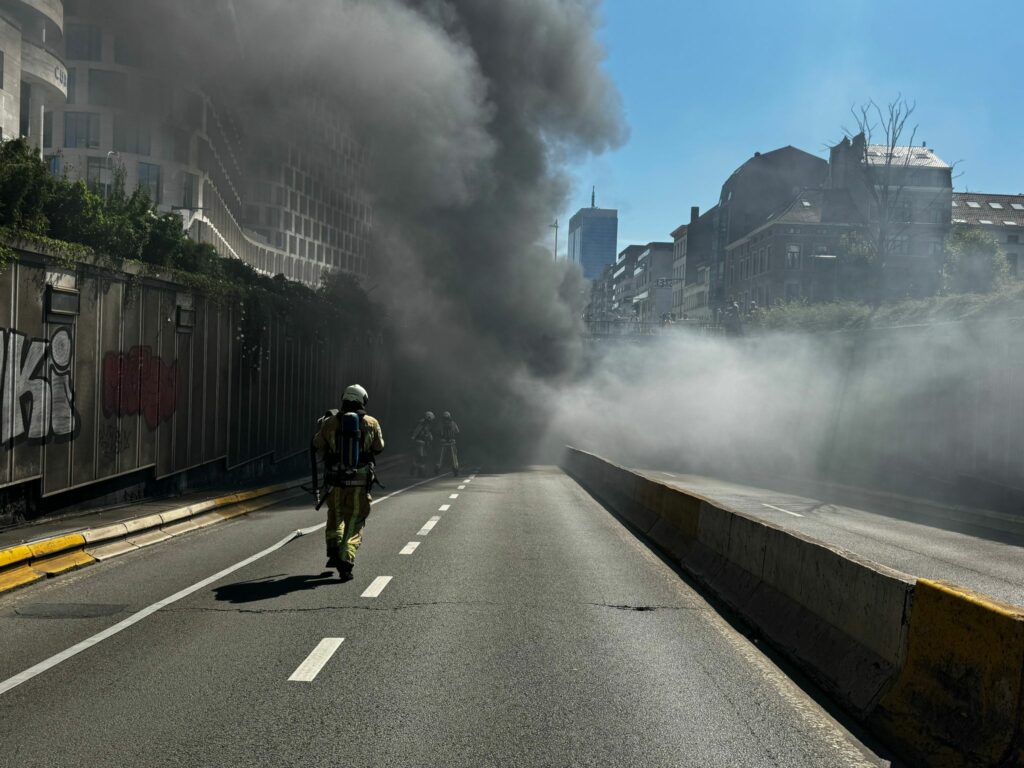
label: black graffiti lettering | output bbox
[0,327,78,447]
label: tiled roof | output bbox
[865,144,949,169]
[952,192,1024,227]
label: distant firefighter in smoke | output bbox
[410,410,436,477]
[435,411,461,477]
[310,384,385,579]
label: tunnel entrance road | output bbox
[0,468,886,767]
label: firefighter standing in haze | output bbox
[410,411,435,477]
[312,384,384,578]
[435,411,460,477]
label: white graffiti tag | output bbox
[0,327,77,446]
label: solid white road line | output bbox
[288,638,344,682]
[399,542,420,555]
[449,494,459,500]
[438,504,451,512]
[361,576,392,598]
[0,474,441,698]
[418,516,441,536]
[762,503,804,518]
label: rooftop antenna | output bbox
[591,186,596,208]
[550,218,559,261]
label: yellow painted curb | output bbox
[33,550,95,576]
[28,533,86,560]
[0,544,32,570]
[873,579,1024,767]
[0,564,43,592]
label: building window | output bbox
[0,50,4,91]
[45,154,61,176]
[64,112,101,149]
[786,244,801,269]
[1009,234,1020,244]
[137,162,161,204]
[1008,254,1019,278]
[66,68,77,104]
[86,156,111,197]
[66,24,103,61]
[182,172,198,209]
[785,282,801,300]
[43,112,53,148]
[89,69,127,108]
[113,113,151,155]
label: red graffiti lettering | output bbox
[102,347,178,430]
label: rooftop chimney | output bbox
[690,206,699,224]
[591,186,596,208]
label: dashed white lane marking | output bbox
[289,638,344,682]
[361,576,393,598]
[0,474,441,698]
[438,504,451,512]
[463,479,472,484]
[400,542,420,555]
[449,494,459,500]
[418,516,441,536]
[458,485,466,490]
[763,503,804,518]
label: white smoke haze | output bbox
[547,323,1023,511]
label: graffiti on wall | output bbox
[102,347,178,430]
[0,327,78,446]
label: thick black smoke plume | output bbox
[103,0,624,461]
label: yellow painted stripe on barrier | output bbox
[0,544,33,569]
[873,578,1024,768]
[0,565,44,593]
[27,534,86,559]
[32,550,95,576]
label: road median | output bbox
[562,446,1024,768]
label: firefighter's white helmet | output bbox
[343,384,369,406]
[442,411,452,420]
[424,411,435,421]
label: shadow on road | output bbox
[213,572,341,603]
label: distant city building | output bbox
[951,192,1024,277]
[724,187,863,307]
[0,0,68,145]
[681,205,717,321]
[632,242,674,324]
[670,222,688,320]
[568,190,618,280]
[39,0,370,286]
[611,244,645,315]
[584,262,615,321]
[828,135,952,299]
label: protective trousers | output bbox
[436,442,459,473]
[413,440,428,473]
[325,485,371,564]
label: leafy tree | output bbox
[0,138,52,235]
[942,225,1008,294]
[44,180,107,249]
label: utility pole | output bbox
[550,218,559,261]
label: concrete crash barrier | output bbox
[561,447,1024,768]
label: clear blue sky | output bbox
[560,0,1024,256]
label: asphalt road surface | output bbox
[0,467,888,767]
[647,470,1024,609]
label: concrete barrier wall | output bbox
[0,244,391,523]
[562,447,1024,768]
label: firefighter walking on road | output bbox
[311,384,384,579]
[435,410,460,477]
[410,411,435,477]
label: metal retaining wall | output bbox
[0,243,389,524]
